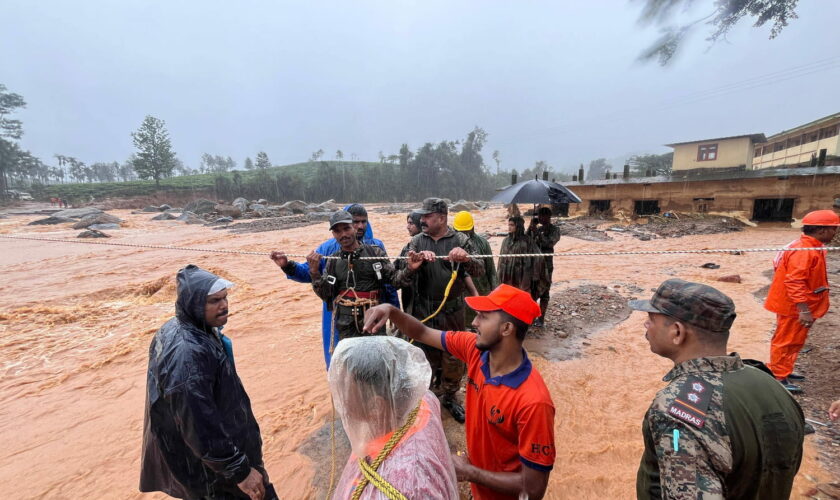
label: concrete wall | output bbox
[566,174,840,220]
[672,137,754,171]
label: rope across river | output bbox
[2,234,839,258]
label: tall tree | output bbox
[630,152,673,176]
[586,158,611,180]
[638,0,799,64]
[0,84,27,198]
[244,157,254,170]
[255,151,271,170]
[0,84,25,140]
[492,150,501,174]
[131,115,177,187]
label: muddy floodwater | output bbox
[0,206,833,499]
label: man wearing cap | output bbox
[453,210,499,325]
[394,197,486,423]
[765,209,840,392]
[527,207,561,327]
[363,284,556,500]
[141,265,277,500]
[269,203,400,368]
[304,210,415,341]
[632,279,804,499]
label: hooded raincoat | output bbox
[140,265,271,499]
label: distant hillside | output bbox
[29,160,386,202]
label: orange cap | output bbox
[802,210,840,226]
[465,284,542,324]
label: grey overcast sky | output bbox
[2,0,839,173]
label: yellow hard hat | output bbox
[453,211,474,231]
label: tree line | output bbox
[2,83,671,204]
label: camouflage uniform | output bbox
[637,354,805,499]
[632,279,805,500]
[526,219,560,301]
[393,198,485,401]
[498,217,548,298]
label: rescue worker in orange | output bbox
[764,209,840,392]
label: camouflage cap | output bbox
[329,209,354,230]
[415,197,448,215]
[628,279,736,333]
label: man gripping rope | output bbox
[269,203,399,368]
[307,210,416,341]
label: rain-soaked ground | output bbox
[0,203,836,499]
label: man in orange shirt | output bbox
[364,284,555,500]
[765,209,840,392]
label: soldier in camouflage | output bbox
[395,197,485,423]
[527,207,561,327]
[631,279,805,499]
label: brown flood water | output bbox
[0,207,831,499]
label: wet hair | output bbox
[508,216,526,239]
[408,210,422,229]
[500,311,530,341]
[803,225,833,236]
[346,204,368,217]
[345,349,391,403]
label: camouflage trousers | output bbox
[415,307,466,399]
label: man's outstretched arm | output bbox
[363,304,442,350]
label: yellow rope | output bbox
[407,267,458,345]
[349,403,421,500]
[358,460,408,500]
[419,269,458,324]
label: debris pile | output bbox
[555,218,612,242]
[609,214,746,240]
[525,283,633,360]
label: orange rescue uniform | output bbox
[442,330,556,500]
[764,234,829,380]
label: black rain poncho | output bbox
[139,265,267,500]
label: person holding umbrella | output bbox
[527,207,561,327]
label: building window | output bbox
[753,198,794,222]
[589,200,611,216]
[754,147,762,157]
[634,200,660,216]
[822,125,838,139]
[773,142,785,152]
[693,197,714,214]
[763,146,773,156]
[697,143,718,161]
[787,136,801,148]
[805,131,819,143]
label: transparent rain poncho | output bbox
[329,337,458,499]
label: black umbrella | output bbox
[491,178,582,205]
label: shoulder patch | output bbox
[667,375,712,428]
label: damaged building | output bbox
[563,112,840,222]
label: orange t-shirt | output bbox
[765,235,830,318]
[442,331,556,500]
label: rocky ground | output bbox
[608,213,747,240]
[526,283,636,361]
[555,217,613,242]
